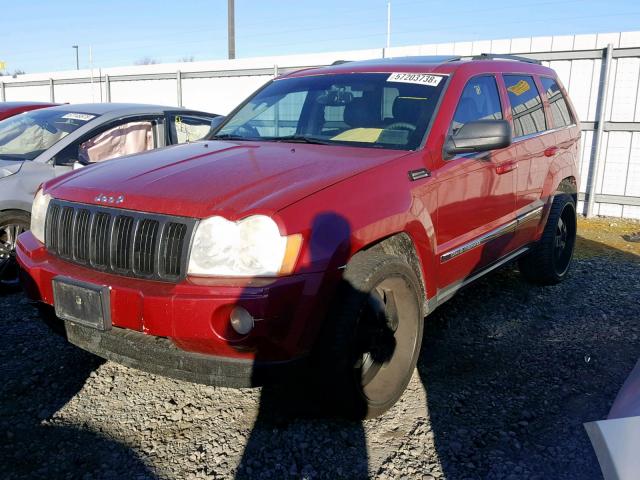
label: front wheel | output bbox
[519,194,577,285]
[316,251,424,419]
[0,211,30,291]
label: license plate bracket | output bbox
[52,276,112,331]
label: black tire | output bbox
[315,251,424,419]
[518,194,577,285]
[0,210,30,292]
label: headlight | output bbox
[0,163,21,179]
[31,188,52,244]
[187,215,302,277]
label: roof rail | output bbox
[331,60,351,65]
[472,53,542,65]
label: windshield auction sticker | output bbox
[387,73,444,87]
[61,113,96,122]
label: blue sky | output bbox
[2,0,640,73]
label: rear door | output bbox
[504,75,551,212]
[435,74,517,290]
[503,74,555,244]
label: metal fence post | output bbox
[273,64,279,78]
[0,82,5,101]
[105,74,111,102]
[176,70,183,107]
[586,43,614,218]
[49,78,55,102]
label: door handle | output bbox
[496,162,517,174]
[544,147,558,157]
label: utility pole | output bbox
[228,0,236,59]
[72,45,79,70]
[386,1,391,50]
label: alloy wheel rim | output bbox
[553,206,575,276]
[0,223,26,286]
[356,276,420,407]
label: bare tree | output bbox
[0,69,25,78]
[134,57,159,65]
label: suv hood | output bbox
[46,141,408,219]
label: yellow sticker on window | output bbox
[507,80,530,96]
[332,128,383,143]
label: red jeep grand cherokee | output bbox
[17,55,580,418]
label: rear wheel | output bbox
[317,251,424,419]
[0,211,30,291]
[519,194,577,285]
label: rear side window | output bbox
[170,115,215,144]
[504,75,546,137]
[540,77,573,128]
[451,75,503,134]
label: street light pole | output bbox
[72,45,79,70]
[386,1,391,50]
[228,0,236,59]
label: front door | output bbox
[434,75,517,291]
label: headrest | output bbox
[392,97,425,125]
[343,97,377,128]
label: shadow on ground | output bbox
[235,228,639,479]
[419,234,639,479]
[0,293,160,480]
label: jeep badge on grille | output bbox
[95,194,125,204]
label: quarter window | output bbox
[540,77,573,128]
[451,76,503,135]
[170,115,215,143]
[504,75,546,137]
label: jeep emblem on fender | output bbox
[95,194,124,204]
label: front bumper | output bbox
[48,314,305,387]
[17,231,334,386]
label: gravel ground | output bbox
[1,218,639,480]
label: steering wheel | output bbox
[386,122,417,132]
[234,124,260,138]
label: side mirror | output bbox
[445,120,512,157]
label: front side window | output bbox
[78,120,155,164]
[504,75,546,137]
[451,75,503,134]
[0,109,96,161]
[540,77,573,128]
[214,72,448,150]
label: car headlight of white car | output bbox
[187,215,302,277]
[31,188,52,244]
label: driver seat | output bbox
[390,96,425,128]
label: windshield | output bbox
[214,72,447,150]
[0,109,97,161]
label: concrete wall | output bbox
[2,34,640,219]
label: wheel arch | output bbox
[555,175,578,205]
[356,230,431,315]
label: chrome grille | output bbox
[45,200,197,282]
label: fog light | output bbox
[229,306,254,335]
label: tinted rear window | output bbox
[540,77,573,128]
[504,75,546,137]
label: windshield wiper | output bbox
[261,135,332,145]
[209,133,257,141]
[0,154,27,161]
